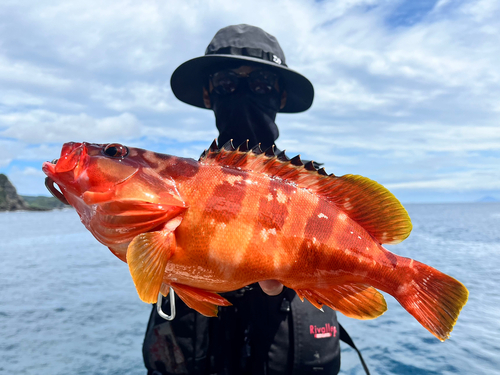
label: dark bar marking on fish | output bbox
[257,179,291,231]
[161,157,200,180]
[297,238,324,272]
[304,200,335,243]
[383,250,398,269]
[134,149,162,170]
[204,180,246,223]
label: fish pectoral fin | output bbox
[295,284,387,320]
[127,227,178,304]
[170,283,232,317]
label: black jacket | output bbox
[143,285,341,375]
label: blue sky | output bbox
[1,0,499,203]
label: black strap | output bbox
[339,324,370,375]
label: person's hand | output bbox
[258,280,284,296]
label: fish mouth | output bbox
[42,142,88,206]
[43,159,69,205]
[55,142,87,173]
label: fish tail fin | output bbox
[395,260,468,341]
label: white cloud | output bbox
[0,140,17,167]
[386,170,500,191]
[15,166,45,177]
[460,0,500,22]
[0,0,499,200]
[90,82,176,112]
[4,0,207,73]
[7,166,47,196]
[139,111,218,144]
[0,110,141,144]
[0,141,61,167]
[315,79,389,112]
[0,56,72,89]
[278,120,500,159]
[0,90,44,107]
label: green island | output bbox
[0,173,66,211]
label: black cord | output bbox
[339,324,371,375]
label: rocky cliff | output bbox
[0,174,67,211]
[0,174,29,211]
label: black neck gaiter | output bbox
[210,86,281,151]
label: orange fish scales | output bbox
[304,198,336,243]
[175,165,261,284]
[42,142,468,342]
[282,205,375,286]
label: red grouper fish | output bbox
[43,141,468,341]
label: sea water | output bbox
[0,203,499,374]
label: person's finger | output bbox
[258,280,284,296]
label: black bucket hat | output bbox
[170,24,314,113]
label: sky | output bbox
[0,0,499,203]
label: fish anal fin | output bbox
[127,221,181,304]
[295,289,306,302]
[199,144,411,245]
[169,283,232,317]
[295,284,387,320]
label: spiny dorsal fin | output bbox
[209,139,218,151]
[264,145,276,157]
[251,143,263,155]
[222,140,236,151]
[199,141,412,244]
[238,140,249,152]
[304,161,316,171]
[277,150,289,162]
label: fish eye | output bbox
[103,143,128,158]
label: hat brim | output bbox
[170,54,314,113]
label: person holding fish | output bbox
[42,24,468,375]
[142,24,347,375]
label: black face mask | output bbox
[210,85,281,151]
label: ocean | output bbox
[0,203,499,374]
